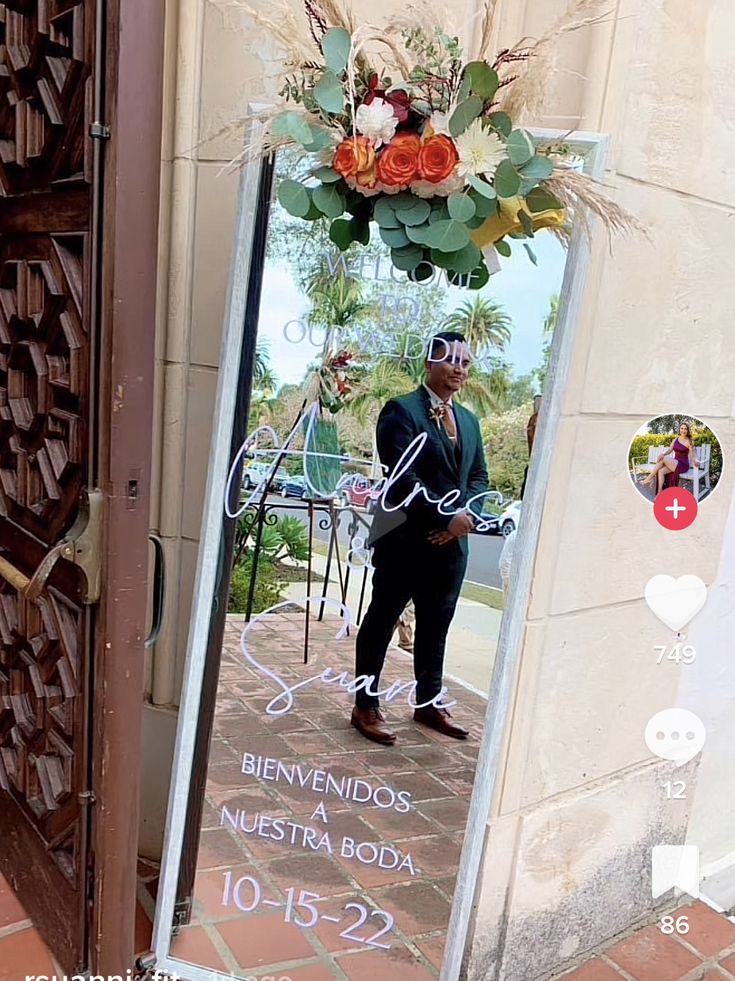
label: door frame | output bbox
[149,122,609,980]
[88,0,166,972]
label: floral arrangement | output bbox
[219,0,640,288]
[315,349,360,412]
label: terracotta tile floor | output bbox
[0,872,155,981]
[555,901,735,981]
[0,611,486,980]
[169,611,489,979]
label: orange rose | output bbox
[333,136,376,186]
[376,132,421,188]
[355,156,378,190]
[418,134,459,183]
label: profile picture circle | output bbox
[628,413,723,503]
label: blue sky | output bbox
[257,230,567,386]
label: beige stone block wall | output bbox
[466,0,735,976]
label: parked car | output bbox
[473,500,521,536]
[499,501,521,537]
[281,475,307,499]
[243,462,288,491]
[337,474,384,510]
[472,510,502,535]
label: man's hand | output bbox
[448,512,475,537]
[428,511,474,546]
[428,530,454,545]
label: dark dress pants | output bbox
[354,535,468,709]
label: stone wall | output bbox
[465,1,735,976]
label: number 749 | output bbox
[655,644,696,664]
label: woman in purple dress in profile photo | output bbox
[642,421,699,497]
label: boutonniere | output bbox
[428,403,447,426]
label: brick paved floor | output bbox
[0,863,156,981]
[554,901,735,981]
[169,611,488,979]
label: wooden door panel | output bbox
[0,0,94,972]
[0,589,86,859]
[0,232,89,544]
[0,0,91,195]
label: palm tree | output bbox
[457,363,511,416]
[348,359,414,476]
[390,330,428,386]
[543,293,560,335]
[536,292,560,390]
[442,297,512,352]
[305,268,375,343]
[253,340,275,391]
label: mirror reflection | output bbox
[165,145,570,979]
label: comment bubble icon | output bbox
[645,709,706,767]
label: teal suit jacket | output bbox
[369,387,490,552]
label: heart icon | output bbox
[644,575,707,632]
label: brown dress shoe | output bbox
[351,706,397,745]
[414,706,469,740]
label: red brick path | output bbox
[556,901,735,981]
[172,611,489,979]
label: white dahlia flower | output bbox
[455,121,506,178]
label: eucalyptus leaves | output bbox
[273,13,568,286]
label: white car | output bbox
[499,501,521,537]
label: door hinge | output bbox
[172,897,192,935]
[90,121,111,140]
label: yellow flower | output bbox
[470,196,566,247]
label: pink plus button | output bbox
[653,487,698,530]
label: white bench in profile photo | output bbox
[632,443,712,500]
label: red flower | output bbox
[331,350,354,369]
[364,73,411,123]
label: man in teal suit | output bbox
[351,332,490,745]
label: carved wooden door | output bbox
[0,0,101,971]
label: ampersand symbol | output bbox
[346,535,373,571]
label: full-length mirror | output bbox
[150,7,614,975]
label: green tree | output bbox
[442,297,512,351]
[646,414,688,435]
[253,340,276,392]
[502,372,538,409]
[535,293,560,390]
[481,403,533,498]
[305,267,374,339]
[349,358,414,475]
[457,362,511,417]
